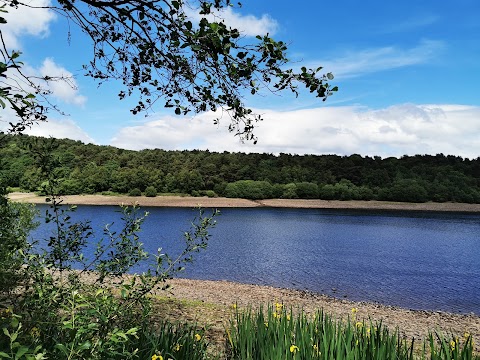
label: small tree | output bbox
[0,184,37,297]
[144,185,157,197]
[128,187,142,196]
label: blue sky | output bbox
[2,0,480,158]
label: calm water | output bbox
[31,205,480,314]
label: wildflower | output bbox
[450,340,456,351]
[194,333,202,341]
[231,303,237,310]
[289,345,299,354]
[366,328,371,337]
[0,308,12,318]
[174,344,181,352]
[30,327,40,338]
[286,314,291,321]
[272,312,278,318]
[151,354,163,360]
[351,307,358,321]
[356,321,363,328]
[313,344,320,355]
[275,302,283,312]
[264,322,268,328]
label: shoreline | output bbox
[7,192,480,348]
[8,192,480,213]
[162,277,480,352]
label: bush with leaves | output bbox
[128,187,142,196]
[0,184,37,298]
[0,141,218,359]
[144,186,158,197]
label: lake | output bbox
[30,205,480,315]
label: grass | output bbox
[226,304,478,360]
[1,297,478,359]
[142,297,480,360]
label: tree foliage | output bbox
[2,135,480,203]
[0,0,337,141]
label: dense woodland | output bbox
[1,134,479,203]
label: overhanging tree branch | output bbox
[0,0,338,142]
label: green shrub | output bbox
[144,186,157,197]
[191,190,201,197]
[205,190,216,198]
[128,187,142,196]
[0,189,37,297]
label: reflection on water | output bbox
[31,205,480,314]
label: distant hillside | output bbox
[1,134,479,203]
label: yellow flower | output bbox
[195,333,202,341]
[30,327,40,338]
[0,307,12,318]
[174,344,181,352]
[231,303,237,310]
[272,312,278,318]
[264,322,268,328]
[289,345,299,354]
[356,321,363,328]
[351,307,358,321]
[450,340,456,351]
[151,355,163,360]
[286,314,291,321]
[275,302,283,311]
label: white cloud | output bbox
[110,104,480,159]
[1,0,56,49]
[185,6,278,36]
[308,40,445,79]
[37,58,87,106]
[380,14,440,33]
[25,118,95,143]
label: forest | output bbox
[1,134,479,203]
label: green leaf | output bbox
[15,346,29,359]
[54,344,68,355]
[78,341,91,351]
[0,352,10,358]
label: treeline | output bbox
[1,134,479,203]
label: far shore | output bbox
[8,192,480,212]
